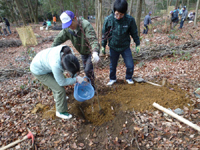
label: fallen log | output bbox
[0,69,26,81]
[0,39,22,48]
[153,102,200,132]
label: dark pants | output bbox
[3,28,8,35]
[143,25,148,34]
[179,19,185,29]
[81,54,95,87]
[53,22,56,26]
[109,47,134,80]
[7,26,11,34]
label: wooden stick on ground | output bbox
[153,102,200,132]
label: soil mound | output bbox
[36,80,193,126]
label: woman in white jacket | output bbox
[30,45,83,119]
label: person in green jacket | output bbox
[101,0,140,86]
[52,10,100,88]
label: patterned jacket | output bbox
[102,12,140,52]
[52,18,100,55]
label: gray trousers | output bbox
[32,73,68,112]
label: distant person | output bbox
[173,6,179,21]
[30,45,84,119]
[170,10,179,29]
[46,19,52,30]
[3,18,11,34]
[52,10,100,89]
[179,6,188,29]
[101,0,140,86]
[179,7,183,20]
[0,20,8,36]
[188,12,195,21]
[143,11,152,34]
[43,20,47,27]
[53,16,56,26]
[177,7,180,13]
[0,27,2,35]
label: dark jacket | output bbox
[102,12,140,52]
[4,18,10,26]
[171,13,179,22]
[52,18,100,55]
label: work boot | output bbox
[56,111,72,119]
[126,79,134,84]
[107,80,116,86]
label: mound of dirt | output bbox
[37,80,193,126]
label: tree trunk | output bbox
[175,0,179,8]
[99,0,102,46]
[153,0,155,14]
[97,0,102,41]
[143,0,146,16]
[35,0,39,23]
[27,0,34,23]
[4,0,19,26]
[14,0,26,25]
[72,0,78,16]
[167,0,169,15]
[83,0,89,19]
[59,0,64,12]
[95,0,98,29]
[12,0,20,25]
[135,0,142,37]
[169,0,172,6]
[194,0,199,27]
[129,0,134,16]
[48,0,54,18]
[187,0,190,11]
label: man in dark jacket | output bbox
[101,0,140,86]
[143,12,152,34]
[3,18,11,34]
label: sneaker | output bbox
[54,96,69,102]
[56,111,72,119]
[107,80,116,86]
[126,79,134,84]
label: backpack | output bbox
[173,10,179,19]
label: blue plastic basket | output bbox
[74,77,95,102]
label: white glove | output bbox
[92,52,100,64]
[76,76,84,83]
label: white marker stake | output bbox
[153,102,200,132]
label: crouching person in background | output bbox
[0,20,8,36]
[30,45,84,119]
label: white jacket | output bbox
[30,45,76,86]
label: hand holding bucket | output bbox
[74,76,95,102]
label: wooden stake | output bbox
[153,102,200,132]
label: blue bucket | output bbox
[74,77,95,102]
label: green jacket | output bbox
[102,12,140,52]
[52,18,100,55]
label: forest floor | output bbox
[0,15,200,150]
